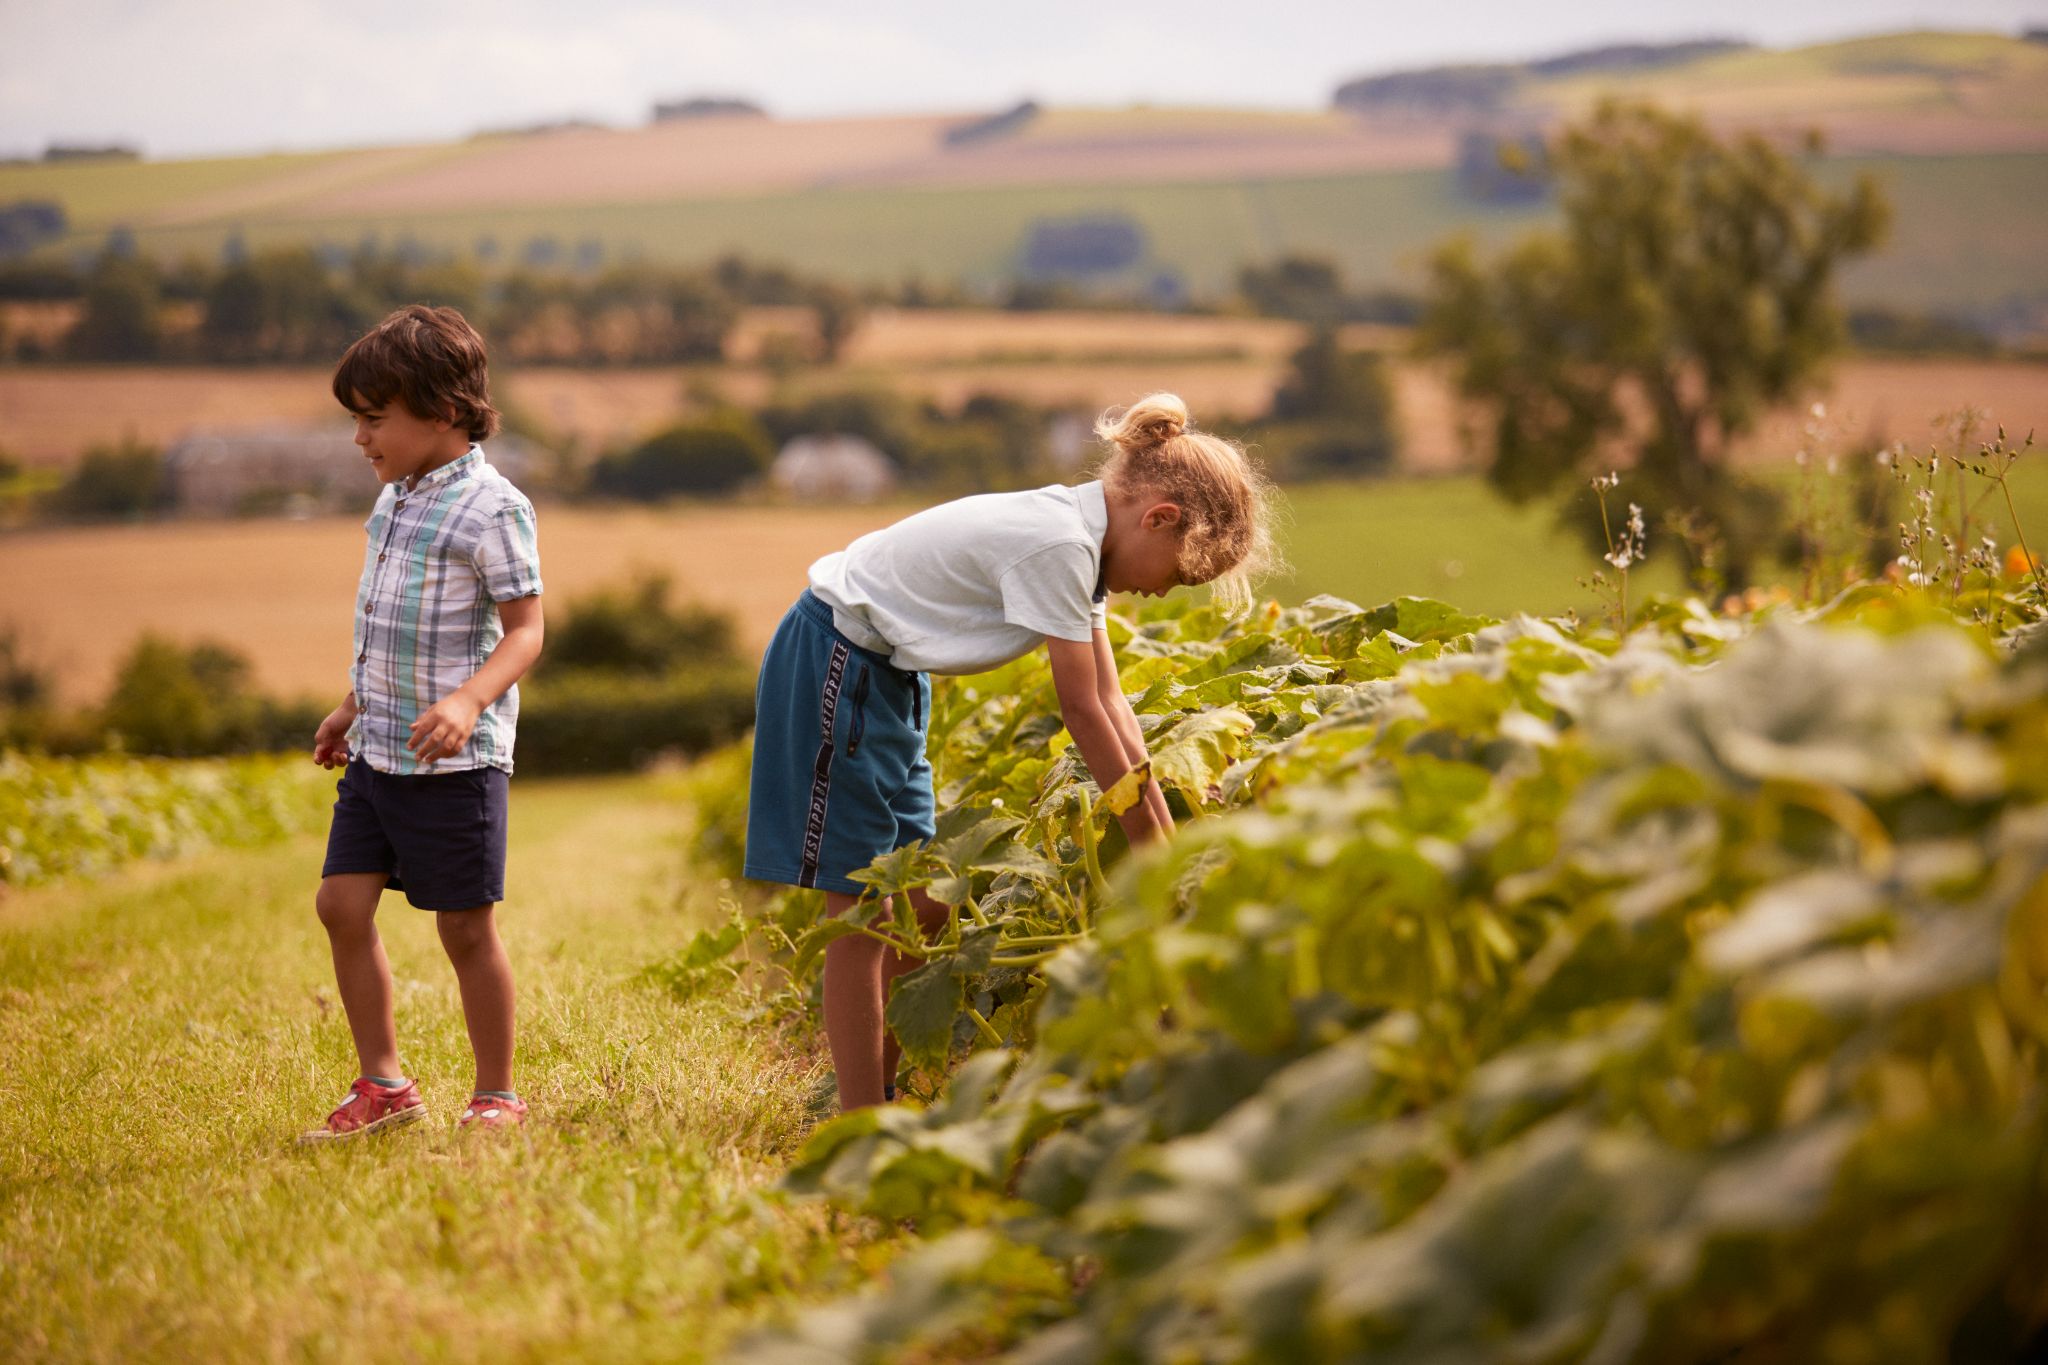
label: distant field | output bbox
[8,460,2047,709]
[3,339,2041,477]
[3,36,2045,317]
[4,33,2040,230]
[1535,30,2048,154]
[20,152,2036,320]
[0,501,898,705]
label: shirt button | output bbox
[365,603,375,615]
[377,553,386,563]
[395,500,406,511]
[357,651,367,662]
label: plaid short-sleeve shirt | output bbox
[346,446,543,775]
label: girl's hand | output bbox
[408,692,482,764]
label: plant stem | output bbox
[1078,792,1108,901]
[995,933,1085,949]
[965,1007,1005,1047]
[989,950,1063,969]
[1998,474,2048,598]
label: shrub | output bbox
[98,635,322,756]
[49,437,168,520]
[0,751,332,886]
[514,665,756,774]
[589,411,772,499]
[542,573,738,676]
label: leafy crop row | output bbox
[691,580,2048,1362]
[0,751,333,887]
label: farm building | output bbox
[163,426,544,517]
[769,434,897,502]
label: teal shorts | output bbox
[744,590,936,895]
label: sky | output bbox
[3,0,2046,160]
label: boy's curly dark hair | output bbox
[332,304,500,441]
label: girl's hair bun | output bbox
[1094,393,1189,454]
[1092,390,1282,616]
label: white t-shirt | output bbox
[808,481,1111,675]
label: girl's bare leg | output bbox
[881,889,952,1096]
[822,888,951,1109]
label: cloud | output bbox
[2,0,2040,158]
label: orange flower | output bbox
[2006,546,2042,578]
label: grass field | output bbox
[0,771,891,1360]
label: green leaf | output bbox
[789,917,873,979]
[1149,709,1255,806]
[1362,596,1498,644]
[888,957,969,1072]
[847,839,932,897]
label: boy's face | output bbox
[347,394,464,484]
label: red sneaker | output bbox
[298,1076,425,1144]
[458,1093,528,1130]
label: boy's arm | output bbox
[1092,628,1175,837]
[1045,636,1166,846]
[408,595,546,763]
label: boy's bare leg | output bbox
[315,873,403,1080]
[436,906,516,1094]
[880,888,953,1095]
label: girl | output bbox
[744,393,1275,1110]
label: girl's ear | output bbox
[1143,502,1183,532]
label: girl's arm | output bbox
[1046,636,1168,846]
[1092,627,1175,837]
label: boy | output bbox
[300,304,545,1142]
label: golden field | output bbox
[0,502,902,706]
[2,307,2040,473]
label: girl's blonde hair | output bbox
[1094,392,1279,614]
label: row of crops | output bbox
[685,581,2048,1362]
[0,751,333,887]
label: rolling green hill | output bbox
[1,31,2044,318]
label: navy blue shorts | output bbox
[745,590,935,896]
[320,758,509,910]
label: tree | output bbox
[1417,100,1889,585]
[69,249,161,360]
[811,282,864,364]
[1239,254,1346,323]
[1265,326,1400,477]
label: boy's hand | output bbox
[409,692,482,764]
[313,705,354,768]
